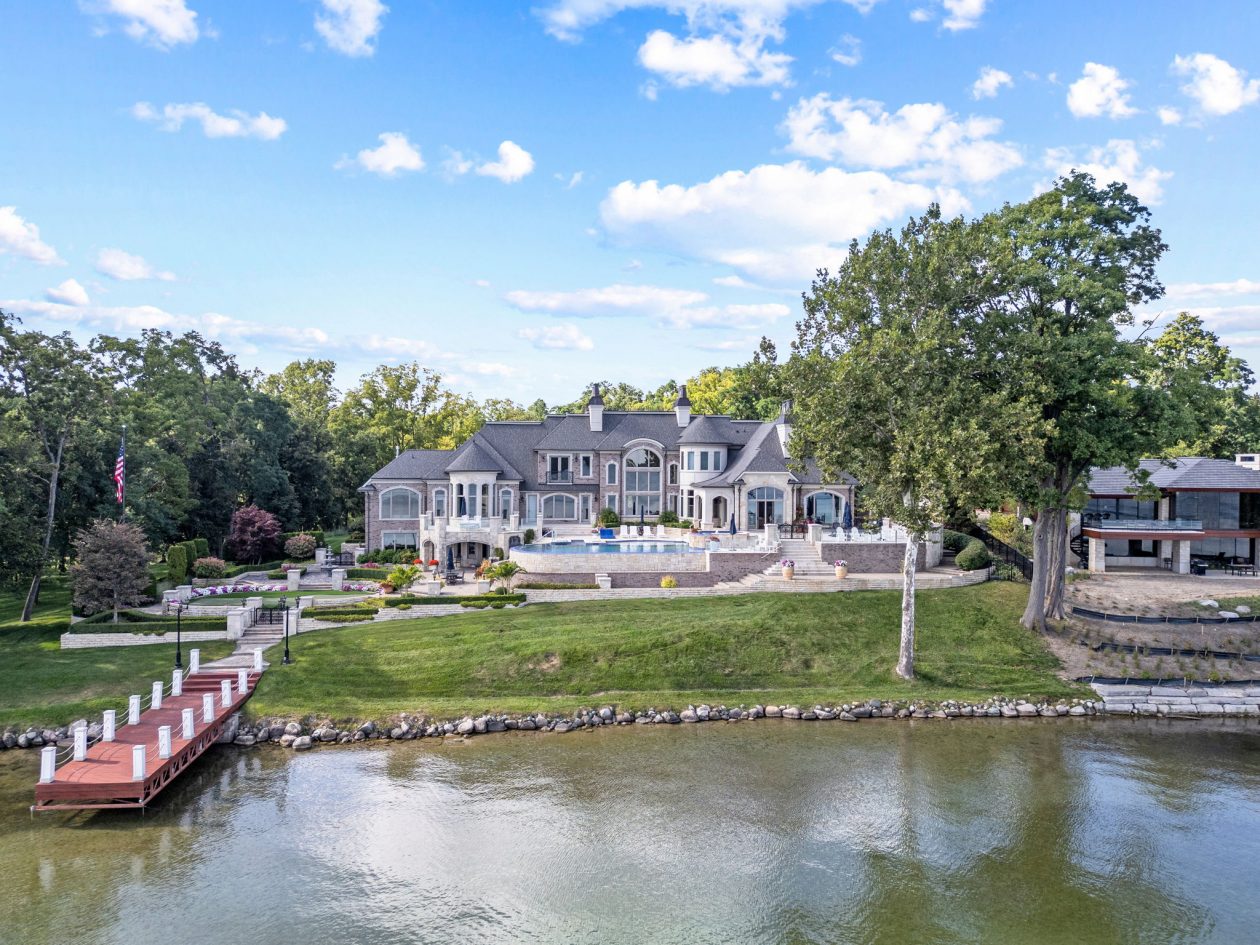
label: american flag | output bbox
[113,431,126,504]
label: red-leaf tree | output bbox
[70,520,151,623]
[227,505,281,564]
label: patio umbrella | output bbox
[841,503,853,534]
[446,546,454,571]
[729,512,737,535]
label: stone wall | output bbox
[60,630,229,649]
[818,540,927,572]
[521,550,778,588]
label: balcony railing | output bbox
[1088,518,1203,532]
[546,471,573,483]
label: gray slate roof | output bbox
[365,449,453,483]
[1088,457,1260,494]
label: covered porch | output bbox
[1081,519,1206,574]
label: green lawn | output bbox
[0,576,72,635]
[249,582,1081,721]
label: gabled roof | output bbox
[677,415,759,444]
[595,412,687,450]
[444,436,523,479]
[1088,457,1260,494]
[364,449,453,483]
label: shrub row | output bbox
[942,529,971,553]
[956,540,993,571]
[384,593,526,608]
[345,568,385,580]
[78,609,226,626]
[222,560,286,578]
[310,612,374,623]
[360,548,423,565]
[72,612,228,634]
[516,581,599,590]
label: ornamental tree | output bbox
[70,519,151,623]
[227,505,281,563]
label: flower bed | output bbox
[190,582,288,598]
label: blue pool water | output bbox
[517,540,702,554]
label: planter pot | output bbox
[782,567,795,580]
[835,565,849,579]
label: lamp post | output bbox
[280,596,292,665]
[173,601,184,670]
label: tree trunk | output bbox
[1021,511,1051,632]
[1045,509,1068,621]
[896,531,920,679]
[21,435,65,622]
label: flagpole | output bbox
[118,424,126,521]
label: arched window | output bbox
[543,494,576,519]
[746,486,785,529]
[500,488,513,520]
[668,463,678,486]
[805,491,844,525]
[380,488,420,520]
[606,462,618,485]
[624,448,661,516]
[433,488,447,518]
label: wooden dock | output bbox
[33,652,263,812]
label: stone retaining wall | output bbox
[1091,682,1260,716]
[522,551,778,588]
[818,540,926,572]
[60,630,230,649]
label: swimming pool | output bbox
[509,539,710,573]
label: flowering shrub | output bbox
[427,559,439,567]
[284,533,317,560]
[660,575,678,589]
[192,556,227,579]
[358,562,381,569]
[189,582,287,598]
[340,582,380,592]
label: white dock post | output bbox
[172,668,183,697]
[181,708,195,740]
[189,648,200,675]
[151,680,163,711]
[158,725,172,760]
[128,695,141,726]
[39,746,57,783]
[73,726,88,762]
[220,678,232,709]
[202,693,214,723]
[253,648,263,673]
[237,669,248,695]
[103,709,116,743]
[132,745,146,781]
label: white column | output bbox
[253,648,264,672]
[128,695,141,726]
[287,569,301,591]
[181,708,195,740]
[331,568,346,586]
[237,669,248,695]
[1172,539,1191,574]
[158,725,172,760]
[131,745,146,781]
[171,669,183,697]
[73,726,88,762]
[103,709,116,743]
[202,693,214,723]
[1088,536,1106,572]
[220,679,232,709]
[151,680,163,711]
[189,648,200,675]
[39,746,57,783]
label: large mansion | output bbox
[359,385,855,560]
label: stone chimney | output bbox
[1237,452,1260,470]
[776,400,793,453]
[588,383,604,432]
[675,385,691,427]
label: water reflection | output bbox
[1,720,1258,945]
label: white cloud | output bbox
[556,170,584,188]
[131,101,287,140]
[518,324,595,350]
[462,361,515,376]
[600,161,964,284]
[476,141,536,183]
[1043,139,1172,205]
[1172,53,1260,116]
[354,334,446,359]
[971,66,1012,99]
[909,0,988,29]
[442,149,474,177]
[87,0,200,49]
[336,132,424,177]
[638,28,792,88]
[95,247,176,281]
[507,282,792,329]
[0,206,63,266]
[45,279,90,306]
[713,274,755,288]
[780,94,1022,183]
[1067,63,1137,119]
[830,33,861,67]
[1166,278,1260,298]
[315,0,388,57]
[1157,106,1183,126]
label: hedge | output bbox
[300,604,380,619]
[460,599,525,609]
[382,593,526,608]
[345,568,386,580]
[956,540,993,571]
[72,610,228,634]
[79,609,227,626]
[942,530,971,553]
[311,612,374,623]
[166,545,188,583]
[223,560,286,578]
[194,537,210,558]
[517,581,599,590]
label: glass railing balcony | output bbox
[1089,518,1203,531]
[547,471,573,483]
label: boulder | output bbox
[456,718,476,735]
[749,705,765,719]
[553,721,573,733]
[473,718,488,734]
[292,735,313,751]
[233,735,257,747]
[284,722,302,737]
[679,708,699,723]
[782,706,802,719]
[217,714,241,744]
[839,711,857,722]
[1068,705,1087,716]
[599,706,614,721]
[518,718,536,731]
[1015,703,1038,717]
[765,705,782,718]
[487,719,507,733]
[1000,706,1019,718]
[279,734,297,747]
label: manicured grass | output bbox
[0,623,234,728]
[190,589,370,606]
[0,576,72,635]
[250,582,1082,721]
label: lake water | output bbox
[2,720,1259,945]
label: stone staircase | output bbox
[204,622,285,670]
[771,539,835,577]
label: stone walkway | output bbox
[1090,681,1260,716]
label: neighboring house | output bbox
[359,385,855,561]
[1082,453,1260,572]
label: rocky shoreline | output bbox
[2,696,1110,754]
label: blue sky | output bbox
[2,0,1259,403]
